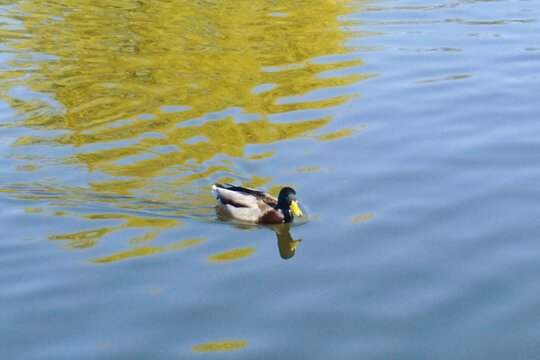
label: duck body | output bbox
[212,183,302,224]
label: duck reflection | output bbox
[272,223,301,260]
[215,207,302,260]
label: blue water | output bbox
[1,0,540,359]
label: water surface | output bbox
[1,0,540,359]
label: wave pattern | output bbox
[0,0,374,257]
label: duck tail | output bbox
[211,183,223,198]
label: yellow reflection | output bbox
[207,247,257,263]
[15,164,38,172]
[296,166,321,173]
[349,213,373,223]
[315,127,363,141]
[414,74,472,85]
[2,0,370,187]
[49,227,114,250]
[192,340,248,352]
[91,238,205,263]
[25,207,46,214]
[0,0,376,260]
[151,286,166,294]
[42,207,183,254]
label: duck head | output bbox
[277,187,303,221]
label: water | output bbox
[1,0,540,358]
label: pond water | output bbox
[1,0,540,359]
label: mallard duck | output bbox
[212,183,303,224]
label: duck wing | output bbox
[212,183,277,208]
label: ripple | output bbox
[191,339,248,352]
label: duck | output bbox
[212,183,303,224]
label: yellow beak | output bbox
[289,200,303,217]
